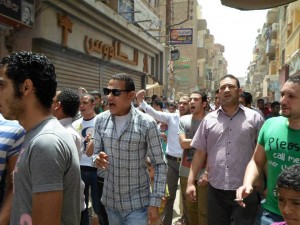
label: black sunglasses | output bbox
[103,88,130,96]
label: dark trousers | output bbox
[162,158,180,225]
[97,177,109,225]
[207,184,259,225]
[80,166,100,225]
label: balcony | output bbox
[198,19,207,30]
[266,9,278,25]
[197,47,206,59]
[270,23,278,38]
[266,39,276,60]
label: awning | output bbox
[146,82,160,90]
[221,0,297,10]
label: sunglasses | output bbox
[103,88,130,96]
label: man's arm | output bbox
[136,90,171,124]
[186,149,206,202]
[236,143,266,207]
[178,133,192,150]
[32,191,63,225]
[0,154,18,225]
[92,119,109,169]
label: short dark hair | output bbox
[271,101,280,108]
[80,93,95,103]
[151,95,158,101]
[153,99,163,110]
[257,98,264,104]
[90,90,101,98]
[111,73,135,91]
[215,89,219,94]
[240,92,253,105]
[277,164,300,192]
[57,89,80,118]
[0,51,57,109]
[220,74,240,89]
[191,90,208,102]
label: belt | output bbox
[166,154,181,162]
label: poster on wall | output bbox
[169,28,193,45]
[0,0,34,27]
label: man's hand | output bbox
[147,206,159,225]
[186,183,197,202]
[235,185,254,208]
[136,90,146,105]
[197,172,208,186]
[161,133,167,142]
[94,152,109,169]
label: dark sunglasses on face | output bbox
[103,88,130,96]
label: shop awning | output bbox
[146,83,160,90]
[221,0,297,10]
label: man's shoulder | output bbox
[263,116,286,127]
[95,110,111,123]
[179,114,192,122]
[64,124,81,138]
[33,119,74,143]
[72,117,83,126]
[0,119,24,132]
[243,106,264,118]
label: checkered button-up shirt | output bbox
[93,107,167,211]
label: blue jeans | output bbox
[255,206,284,225]
[106,206,148,225]
[80,166,100,225]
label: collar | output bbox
[58,117,73,126]
[217,103,245,116]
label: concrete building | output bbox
[247,0,300,103]
[155,0,227,99]
[0,0,164,93]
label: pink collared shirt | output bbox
[191,105,264,190]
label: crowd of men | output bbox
[0,51,299,225]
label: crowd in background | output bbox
[0,51,299,225]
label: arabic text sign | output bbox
[84,36,138,66]
[170,28,193,45]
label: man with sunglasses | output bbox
[136,90,190,225]
[93,73,166,225]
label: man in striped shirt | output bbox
[0,113,25,224]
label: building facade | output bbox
[0,0,164,93]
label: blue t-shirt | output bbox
[0,115,25,181]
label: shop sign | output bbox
[84,36,138,66]
[174,57,190,69]
[169,28,193,45]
